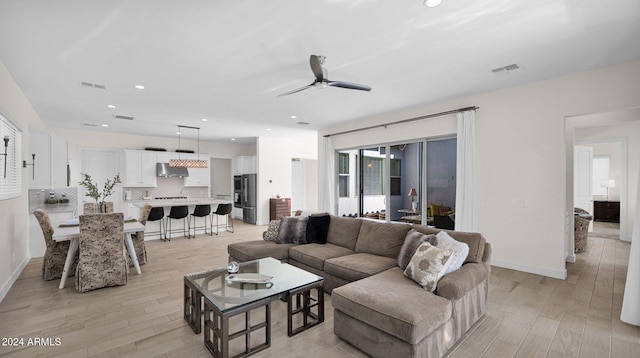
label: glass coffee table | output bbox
[184,257,324,358]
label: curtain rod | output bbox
[323,106,478,138]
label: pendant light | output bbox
[169,125,208,168]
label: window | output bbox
[390,158,401,195]
[338,153,349,197]
[363,157,384,195]
[0,113,22,200]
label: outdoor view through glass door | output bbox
[336,141,425,223]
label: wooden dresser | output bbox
[593,200,620,222]
[269,198,291,220]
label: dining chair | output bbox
[75,213,128,293]
[212,203,234,235]
[33,209,78,281]
[190,204,212,237]
[128,204,152,265]
[165,205,190,240]
[83,202,114,214]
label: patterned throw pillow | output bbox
[397,229,437,270]
[435,231,469,276]
[404,242,453,292]
[263,220,281,241]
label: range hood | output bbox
[156,163,189,177]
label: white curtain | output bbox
[621,158,640,326]
[319,136,336,214]
[455,110,476,232]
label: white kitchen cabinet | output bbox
[184,154,211,187]
[123,150,157,187]
[28,131,69,188]
[233,156,256,175]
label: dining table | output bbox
[52,218,146,289]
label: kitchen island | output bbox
[126,198,234,238]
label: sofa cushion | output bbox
[404,243,453,292]
[306,214,331,244]
[332,267,452,345]
[277,216,308,244]
[411,225,486,264]
[397,229,437,270]
[326,216,362,250]
[355,220,411,258]
[324,253,397,282]
[435,231,469,275]
[289,243,355,271]
[227,240,294,262]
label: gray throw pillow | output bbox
[397,229,437,270]
[276,216,309,244]
[404,242,453,292]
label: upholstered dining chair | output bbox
[33,209,78,281]
[128,204,152,265]
[83,202,114,214]
[75,213,128,293]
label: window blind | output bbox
[0,112,22,200]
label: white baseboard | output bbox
[491,258,567,280]
[566,254,576,263]
[0,254,31,303]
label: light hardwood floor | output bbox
[1,221,638,357]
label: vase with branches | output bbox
[78,173,122,213]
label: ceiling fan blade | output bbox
[328,81,372,92]
[277,83,314,97]
[309,55,325,82]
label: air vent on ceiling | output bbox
[80,81,107,89]
[83,123,99,127]
[114,114,134,120]
[491,63,521,75]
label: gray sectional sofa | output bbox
[227,215,492,358]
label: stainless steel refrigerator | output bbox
[241,174,256,224]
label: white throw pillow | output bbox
[436,231,469,275]
[404,242,453,292]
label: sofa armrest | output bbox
[436,262,489,301]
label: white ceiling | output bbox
[1,0,639,144]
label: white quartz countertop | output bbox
[127,198,231,208]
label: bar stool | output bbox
[190,204,212,237]
[146,207,166,241]
[212,203,234,235]
[165,205,190,240]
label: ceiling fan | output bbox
[277,55,372,97]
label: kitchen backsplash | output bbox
[126,177,208,200]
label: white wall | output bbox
[257,134,318,225]
[0,60,44,301]
[319,60,640,280]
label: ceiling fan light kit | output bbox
[278,55,371,97]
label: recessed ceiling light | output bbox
[176,131,181,135]
[266,128,272,131]
[102,124,109,127]
[291,115,297,119]
[201,118,208,122]
[107,104,116,109]
[134,84,145,90]
[231,138,236,141]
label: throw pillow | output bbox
[397,229,437,270]
[263,220,281,242]
[306,214,330,244]
[276,216,309,244]
[404,242,453,292]
[435,231,469,275]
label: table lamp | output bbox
[601,179,615,201]
[408,188,418,211]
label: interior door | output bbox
[574,145,594,231]
[79,148,121,213]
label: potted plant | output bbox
[78,173,122,213]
